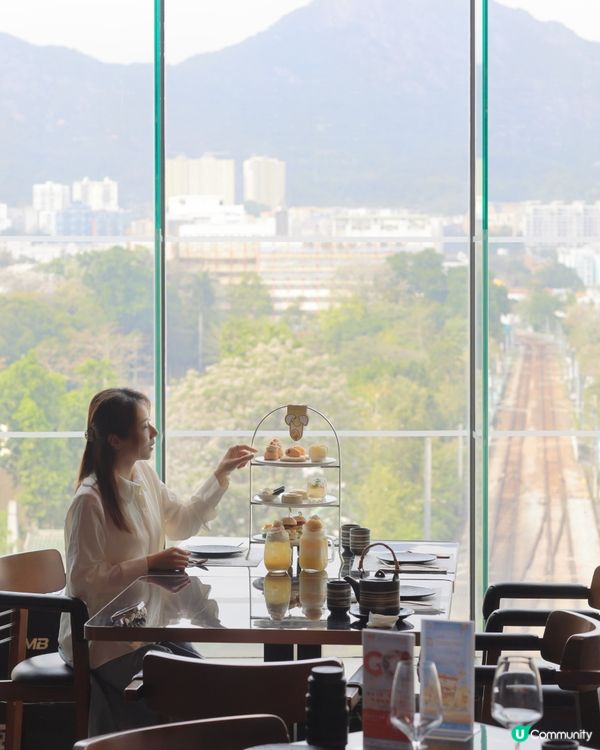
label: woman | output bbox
[58,387,255,734]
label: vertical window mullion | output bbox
[153,0,166,480]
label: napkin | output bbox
[366,612,398,629]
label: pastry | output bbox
[285,445,305,458]
[282,515,298,540]
[293,514,306,536]
[264,438,283,460]
[309,444,328,462]
[264,444,280,461]
[282,489,308,504]
[261,522,273,538]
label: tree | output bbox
[166,338,361,536]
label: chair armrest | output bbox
[558,670,600,690]
[0,591,88,641]
[485,608,552,631]
[124,677,144,701]
[483,583,589,619]
[475,632,542,651]
[476,664,559,686]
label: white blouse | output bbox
[58,461,227,668]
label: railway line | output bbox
[488,333,593,585]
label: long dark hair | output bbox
[78,387,151,533]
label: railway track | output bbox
[489,333,578,583]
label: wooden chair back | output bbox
[0,549,89,750]
[541,610,599,664]
[142,652,343,725]
[0,549,65,594]
[73,714,289,750]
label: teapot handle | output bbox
[358,542,400,578]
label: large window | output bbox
[485,0,600,597]
[1,1,598,619]
[0,3,155,551]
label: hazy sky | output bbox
[0,0,598,64]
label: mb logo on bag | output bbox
[26,637,49,651]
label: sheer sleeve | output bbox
[65,493,148,607]
[159,473,228,540]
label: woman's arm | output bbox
[159,445,256,540]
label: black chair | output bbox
[0,550,89,750]
[475,609,600,739]
[483,565,600,625]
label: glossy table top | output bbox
[85,540,456,645]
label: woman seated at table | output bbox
[58,387,255,735]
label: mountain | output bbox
[1,0,600,212]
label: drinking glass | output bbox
[491,655,543,749]
[390,659,443,750]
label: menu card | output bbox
[420,619,475,738]
[362,630,414,750]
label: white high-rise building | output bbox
[0,203,10,232]
[72,177,118,211]
[32,182,70,212]
[166,154,235,204]
[243,155,286,210]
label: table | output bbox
[85,540,456,660]
[246,724,594,748]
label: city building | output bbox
[72,177,119,211]
[558,245,600,288]
[166,154,235,204]
[524,201,600,249]
[32,181,70,212]
[243,155,286,210]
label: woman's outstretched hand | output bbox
[147,546,191,571]
[214,444,257,486]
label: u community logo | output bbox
[512,726,594,744]
[512,726,531,742]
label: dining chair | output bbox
[475,609,600,735]
[482,565,600,623]
[72,714,289,750]
[0,549,89,750]
[126,653,343,727]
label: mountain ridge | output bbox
[1,0,599,211]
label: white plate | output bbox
[252,456,337,467]
[253,494,338,507]
[255,493,285,503]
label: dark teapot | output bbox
[344,542,401,615]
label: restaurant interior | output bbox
[1,0,600,748]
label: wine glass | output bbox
[491,655,543,749]
[390,659,444,750]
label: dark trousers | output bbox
[90,641,200,737]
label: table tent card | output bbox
[420,618,475,738]
[362,629,415,750]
